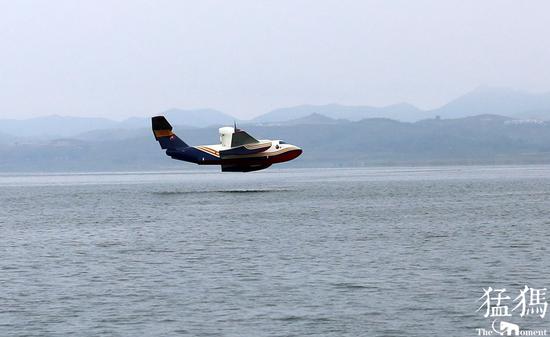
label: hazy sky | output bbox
[1,0,549,120]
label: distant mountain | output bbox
[0,115,119,138]
[3,114,550,172]
[271,113,348,126]
[256,87,550,122]
[164,108,236,127]
[430,86,550,120]
[0,131,13,144]
[0,108,235,139]
[3,86,550,141]
[511,108,550,121]
[73,128,151,142]
[254,103,425,123]
[118,108,236,129]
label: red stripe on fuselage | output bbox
[198,148,302,166]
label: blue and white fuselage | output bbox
[152,116,302,172]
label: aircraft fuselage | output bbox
[152,116,302,172]
[166,141,302,172]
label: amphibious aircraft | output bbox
[152,116,302,172]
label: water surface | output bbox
[1,166,549,336]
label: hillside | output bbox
[2,115,550,172]
[253,103,425,123]
[0,108,233,139]
[430,86,550,119]
[3,87,550,140]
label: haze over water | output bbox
[1,166,549,336]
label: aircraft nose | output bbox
[289,146,302,159]
[269,145,302,164]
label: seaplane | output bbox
[152,116,302,172]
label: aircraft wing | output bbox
[219,140,272,158]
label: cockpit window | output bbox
[279,141,286,144]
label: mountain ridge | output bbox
[2,113,550,172]
[3,86,550,139]
[428,85,550,119]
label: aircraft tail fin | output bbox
[152,116,189,150]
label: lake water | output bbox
[1,166,549,336]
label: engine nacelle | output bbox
[219,127,235,147]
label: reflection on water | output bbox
[151,189,292,195]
